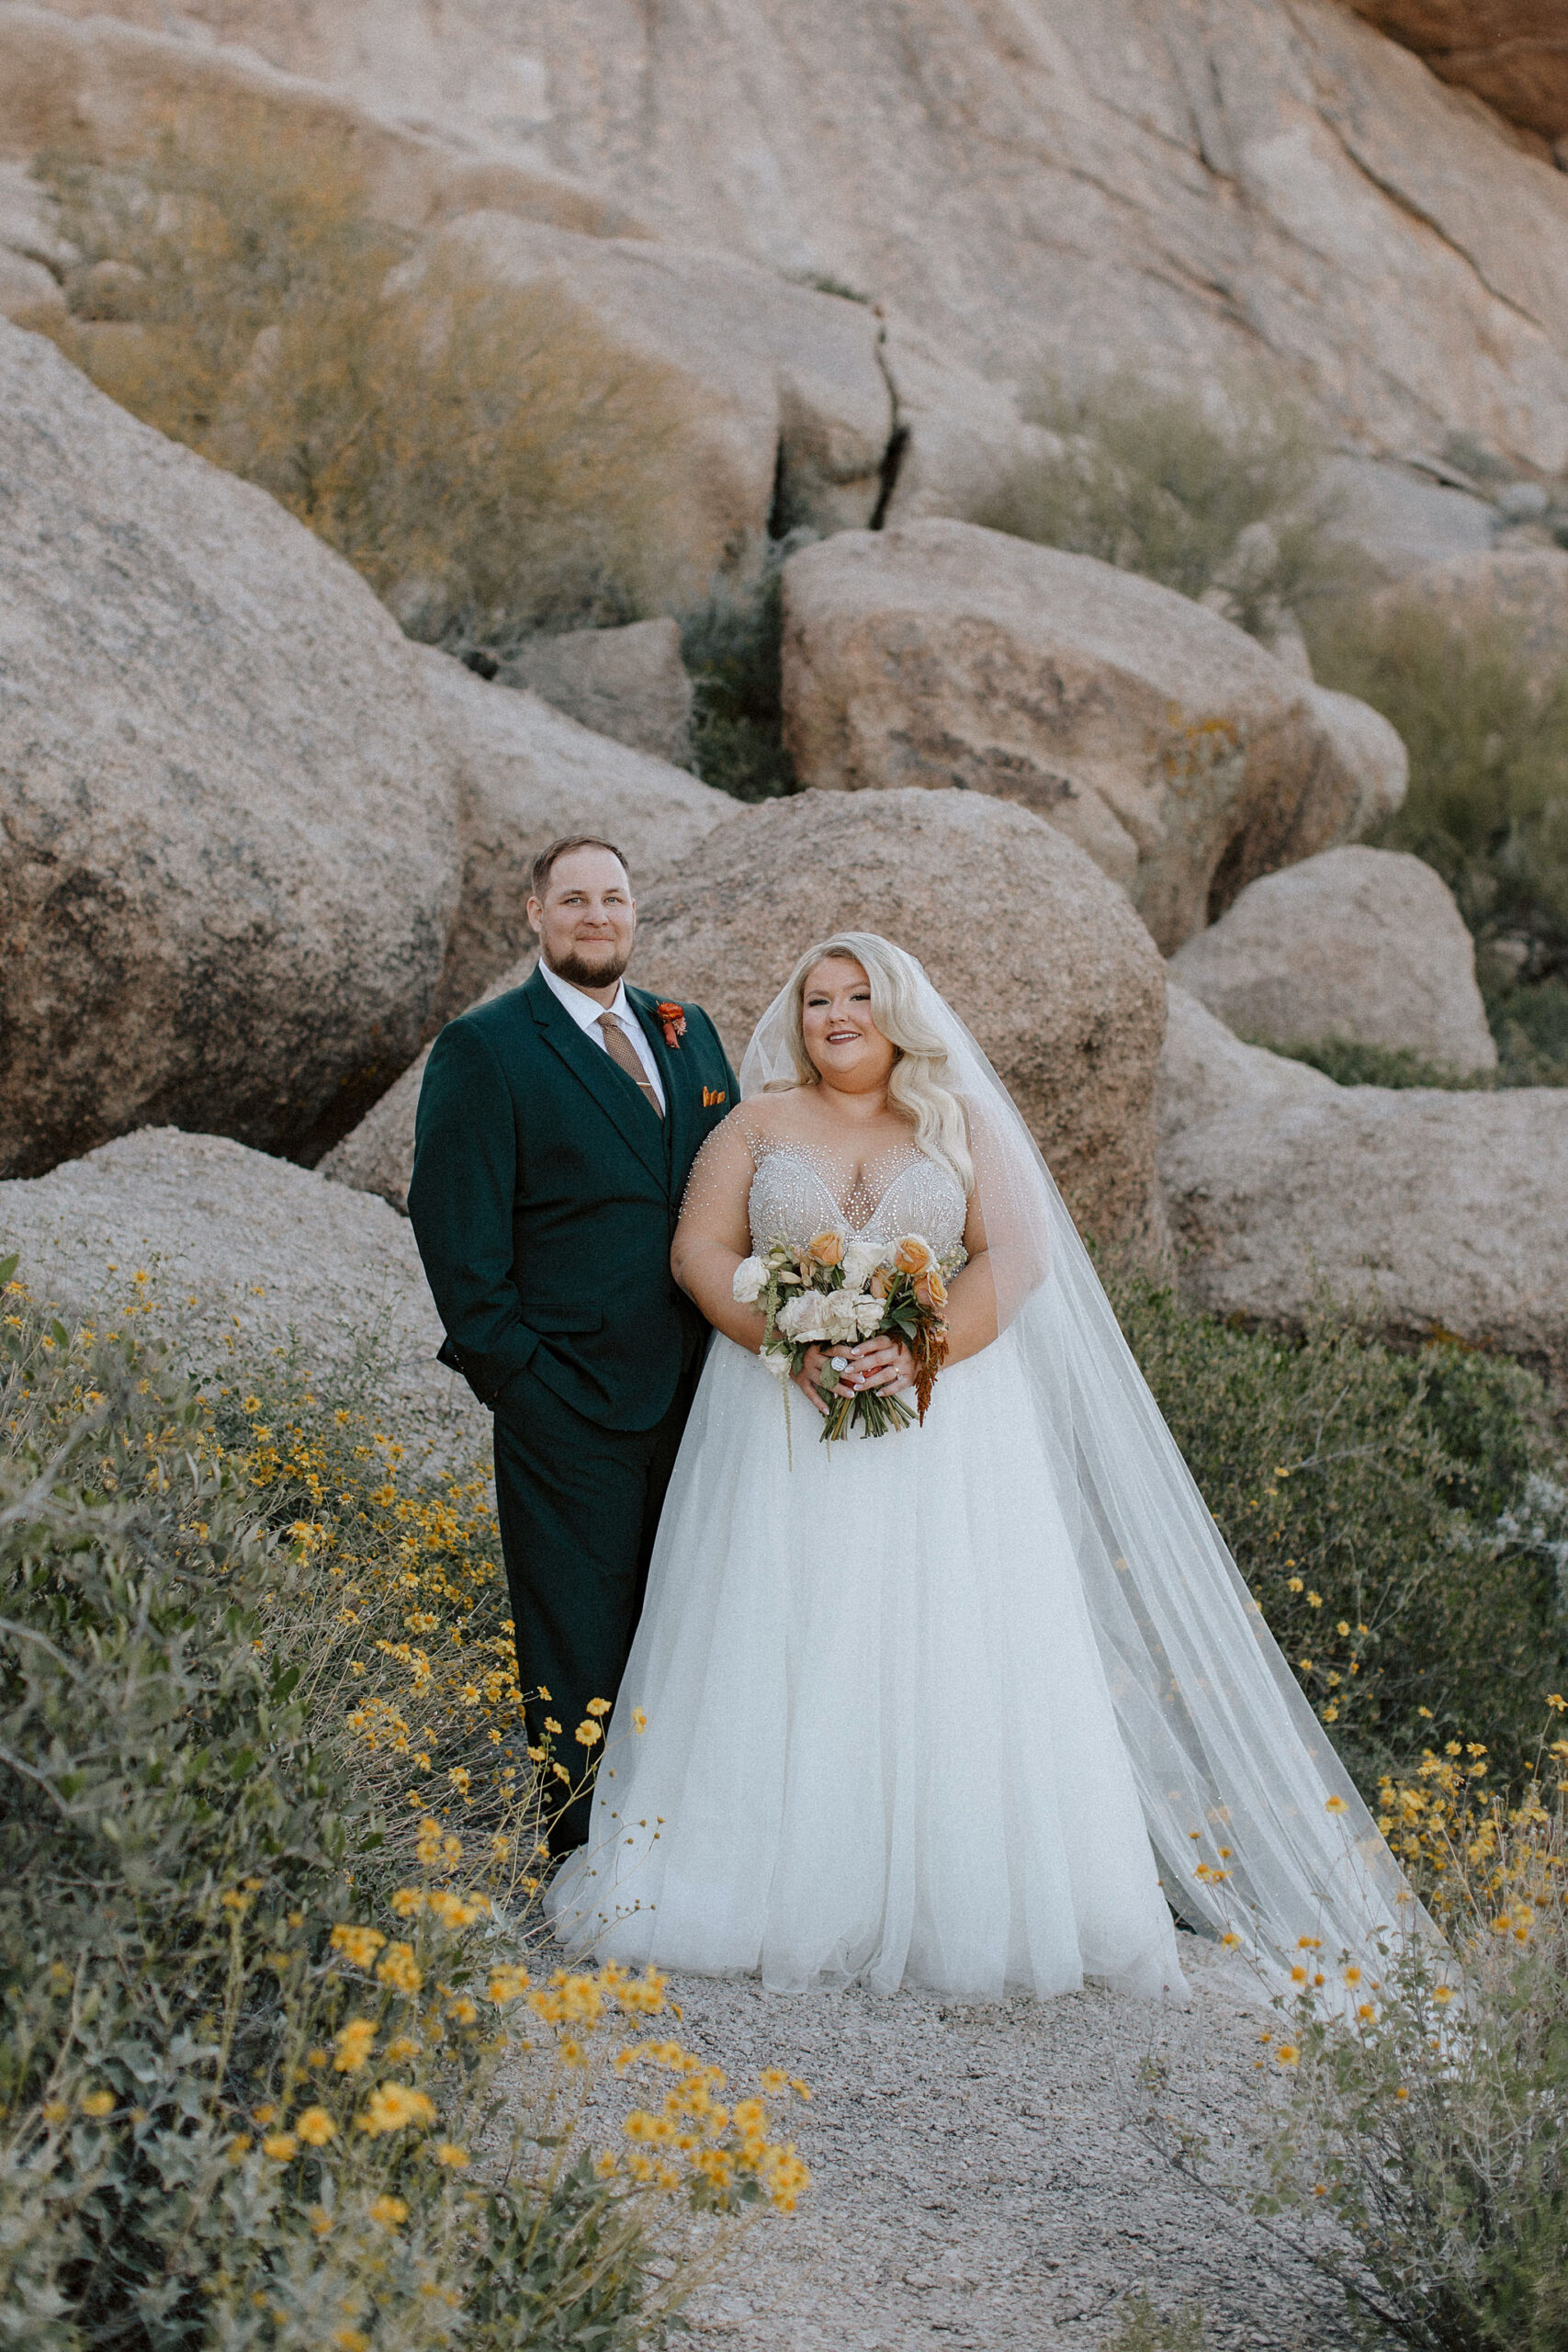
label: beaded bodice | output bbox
[744,1133,967,1255]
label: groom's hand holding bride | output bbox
[794,1335,917,1416]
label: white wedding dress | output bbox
[548,944,1419,2000]
[549,1126,1184,2000]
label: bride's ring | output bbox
[829,1356,849,1372]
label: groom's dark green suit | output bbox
[407,963,738,1849]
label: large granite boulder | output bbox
[11,0,1568,475]
[500,617,694,764]
[321,956,533,1212]
[423,215,1034,604]
[1342,0,1568,141]
[1371,548,1568,683]
[1160,1082,1568,1373]
[630,787,1170,1250]
[1169,845,1497,1075]
[0,1127,488,1460]
[76,0,1568,477]
[0,319,460,1180]
[1157,981,1336,1147]
[781,521,1407,954]
[325,787,1171,1246]
[413,647,730,1020]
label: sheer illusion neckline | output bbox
[750,1134,931,1234]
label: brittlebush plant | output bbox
[979,370,1361,639]
[29,111,688,647]
[0,1265,807,2345]
[1253,1713,1568,2351]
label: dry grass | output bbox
[30,112,689,647]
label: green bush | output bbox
[681,566,797,801]
[30,119,687,647]
[1258,1035,1495,1090]
[0,1267,807,2346]
[1307,599,1568,1021]
[980,373,1360,638]
[1107,1271,1568,1793]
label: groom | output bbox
[407,837,738,1854]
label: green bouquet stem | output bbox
[818,1385,917,1443]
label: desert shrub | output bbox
[1259,1036,1495,1091]
[1308,600,1568,1031]
[980,373,1360,638]
[682,564,797,801]
[0,1265,807,2344]
[1107,1272,1568,1793]
[1486,974,1568,1088]
[31,118,686,646]
[1257,1719,1568,2350]
[1104,2293,1206,2349]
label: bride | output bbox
[548,933,1413,1999]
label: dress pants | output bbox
[491,1358,697,1855]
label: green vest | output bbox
[408,966,739,1431]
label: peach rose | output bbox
[807,1230,844,1268]
[893,1236,936,1277]
[915,1266,947,1311]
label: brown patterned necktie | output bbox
[597,1009,663,1119]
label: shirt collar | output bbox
[539,956,635,1036]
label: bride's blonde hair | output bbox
[780,933,975,1194]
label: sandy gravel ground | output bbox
[590,1936,1349,2352]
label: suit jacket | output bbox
[407,966,739,1431]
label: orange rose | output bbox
[869,1265,895,1299]
[894,1236,935,1277]
[807,1231,844,1268]
[915,1266,947,1311]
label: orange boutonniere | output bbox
[655,1001,687,1048]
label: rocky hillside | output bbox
[6,0,1568,476]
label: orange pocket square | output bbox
[702,1087,728,1107]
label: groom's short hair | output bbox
[530,835,632,898]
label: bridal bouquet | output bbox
[733,1230,964,1444]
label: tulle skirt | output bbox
[547,1330,1186,2001]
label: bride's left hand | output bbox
[843,1336,916,1395]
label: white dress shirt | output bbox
[538,957,666,1113]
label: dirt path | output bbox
[636,1937,1347,2352]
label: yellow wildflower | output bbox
[296,2108,336,2147]
[329,1925,386,1969]
[434,2142,469,2168]
[370,2195,409,2227]
[80,2089,115,2119]
[333,2019,377,2074]
[357,2082,437,2136]
[261,2132,299,2161]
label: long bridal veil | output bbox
[740,938,1420,1978]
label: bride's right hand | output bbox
[793,1344,834,1417]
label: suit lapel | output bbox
[525,967,667,1187]
[629,988,693,1193]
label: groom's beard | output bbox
[546,945,632,989]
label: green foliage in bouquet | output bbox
[0,1262,808,2347]
[1107,1271,1568,1796]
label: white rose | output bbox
[853,1292,886,1337]
[821,1290,863,1346]
[760,1340,794,1382]
[841,1239,887,1291]
[777,1290,829,1344]
[732,1256,766,1305]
